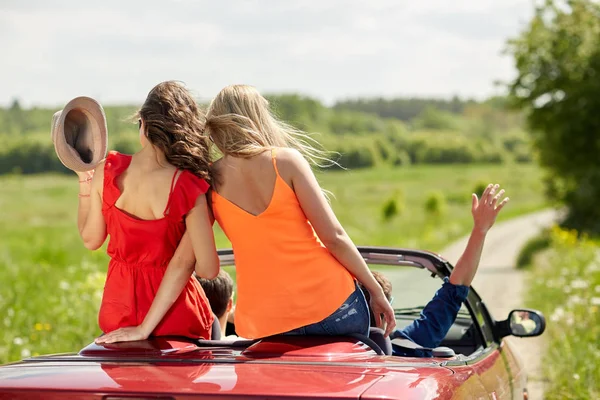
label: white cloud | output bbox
[0,0,535,107]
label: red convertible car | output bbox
[0,247,545,399]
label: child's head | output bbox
[204,84,331,167]
[137,81,211,182]
[196,269,234,319]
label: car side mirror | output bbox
[494,309,546,340]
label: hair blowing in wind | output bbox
[204,85,335,169]
[137,81,212,183]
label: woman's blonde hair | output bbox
[204,85,334,168]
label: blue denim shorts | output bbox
[284,283,370,336]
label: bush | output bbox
[0,138,68,175]
[392,150,412,167]
[516,230,551,269]
[424,191,447,216]
[472,181,488,197]
[381,198,398,222]
[408,132,478,164]
[112,136,138,155]
[381,191,404,221]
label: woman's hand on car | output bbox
[370,292,397,337]
[95,325,150,344]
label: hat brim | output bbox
[52,96,108,172]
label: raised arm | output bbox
[76,165,107,250]
[96,195,219,344]
[450,184,509,286]
[395,184,509,349]
[282,149,396,337]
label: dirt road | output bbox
[440,209,558,400]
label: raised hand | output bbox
[472,184,509,234]
[449,184,510,287]
[76,169,94,183]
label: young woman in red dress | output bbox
[75,81,219,343]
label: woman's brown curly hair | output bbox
[136,81,211,183]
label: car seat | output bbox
[211,314,221,340]
[368,327,392,355]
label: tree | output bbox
[506,0,600,233]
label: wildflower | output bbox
[591,297,600,306]
[550,307,565,322]
[595,285,600,293]
[568,295,584,305]
[588,262,600,272]
[573,373,580,380]
[34,323,43,331]
[570,279,589,289]
[44,323,51,331]
[21,349,31,358]
[13,337,23,346]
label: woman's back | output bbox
[211,150,278,217]
[211,149,355,339]
[100,151,213,337]
[113,153,181,221]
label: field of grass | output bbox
[526,227,600,399]
[0,163,547,363]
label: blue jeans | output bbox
[284,284,370,336]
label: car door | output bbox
[466,290,516,400]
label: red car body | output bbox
[0,248,544,399]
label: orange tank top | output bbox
[211,150,355,339]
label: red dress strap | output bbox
[162,169,181,216]
[165,171,210,221]
[102,151,132,210]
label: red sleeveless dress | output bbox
[99,151,214,339]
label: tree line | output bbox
[0,93,532,175]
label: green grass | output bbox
[526,227,600,399]
[317,163,546,251]
[0,163,547,364]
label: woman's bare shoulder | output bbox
[274,147,305,167]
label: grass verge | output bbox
[526,226,600,399]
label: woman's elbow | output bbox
[320,229,347,251]
[83,239,103,251]
[195,256,220,279]
[82,233,105,250]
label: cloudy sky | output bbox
[0,0,535,107]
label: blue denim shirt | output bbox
[390,277,469,357]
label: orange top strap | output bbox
[270,148,279,174]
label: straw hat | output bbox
[51,96,108,172]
